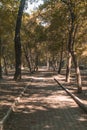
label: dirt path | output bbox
[2,70,87,130]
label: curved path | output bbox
[4,71,87,130]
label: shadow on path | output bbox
[4,71,87,130]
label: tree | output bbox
[21,12,47,72]
[61,0,87,93]
[39,0,68,70]
[0,0,19,77]
[14,0,26,80]
[40,0,87,92]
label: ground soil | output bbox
[0,68,87,130]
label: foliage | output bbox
[0,0,87,72]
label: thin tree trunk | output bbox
[66,52,72,82]
[14,0,26,80]
[0,38,2,79]
[34,46,39,72]
[23,46,32,72]
[34,53,38,71]
[65,16,73,82]
[58,43,63,74]
[46,56,50,70]
[71,51,82,93]
[3,56,8,75]
[52,55,56,71]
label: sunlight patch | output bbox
[78,116,87,121]
[44,125,53,129]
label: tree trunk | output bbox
[71,51,82,93]
[14,0,26,80]
[23,46,32,72]
[34,53,38,71]
[51,56,56,71]
[0,38,2,79]
[66,52,72,82]
[58,43,63,74]
[46,56,50,70]
[3,56,8,75]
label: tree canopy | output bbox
[0,0,87,92]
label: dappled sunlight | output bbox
[44,125,53,129]
[1,0,87,128]
[1,70,87,130]
[0,80,18,85]
[15,84,79,114]
[78,116,87,121]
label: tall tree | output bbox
[61,0,82,92]
[14,0,26,80]
[0,0,19,77]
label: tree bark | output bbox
[71,51,82,93]
[14,0,26,80]
[3,56,8,75]
[66,52,72,82]
[46,55,50,70]
[58,43,63,74]
[0,38,2,79]
[34,53,38,71]
[23,46,32,72]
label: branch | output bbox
[61,0,69,5]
